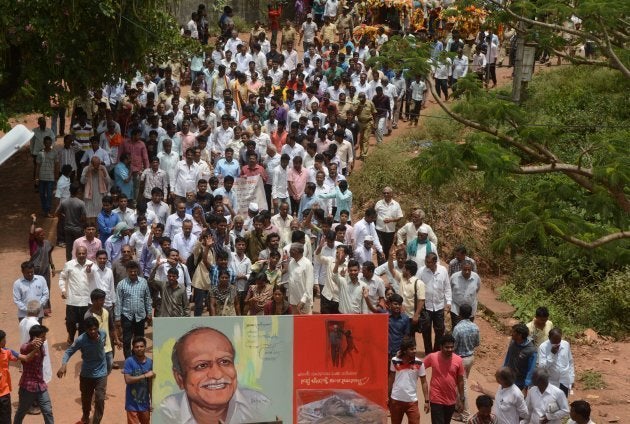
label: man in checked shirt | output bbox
[115,261,152,358]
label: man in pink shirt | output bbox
[119,129,149,204]
[423,333,465,424]
[72,225,103,261]
[287,156,308,216]
[177,120,197,153]
[240,152,268,183]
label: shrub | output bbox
[500,256,630,338]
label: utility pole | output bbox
[512,22,526,103]
[512,21,537,104]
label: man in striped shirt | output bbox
[71,112,94,174]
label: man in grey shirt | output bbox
[56,182,87,260]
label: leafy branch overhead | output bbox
[0,0,201,125]
[369,1,629,255]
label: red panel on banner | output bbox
[293,314,389,423]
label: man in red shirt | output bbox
[422,333,465,424]
[119,129,149,206]
[241,152,269,183]
[13,325,52,423]
[267,3,282,49]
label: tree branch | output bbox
[426,79,548,161]
[426,77,630,213]
[551,48,613,69]
[545,225,630,249]
[483,0,599,42]
[511,163,593,177]
[597,17,630,79]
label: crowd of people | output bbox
[2,1,597,424]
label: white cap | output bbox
[364,236,374,242]
[418,224,430,234]
[248,202,259,212]
[307,13,313,18]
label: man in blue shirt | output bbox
[452,303,480,422]
[214,148,241,179]
[57,316,108,424]
[504,323,537,392]
[96,195,119,245]
[123,337,154,424]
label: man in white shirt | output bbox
[187,12,199,39]
[353,236,375,265]
[524,368,569,424]
[485,35,499,88]
[396,208,438,246]
[157,139,180,187]
[165,201,193,239]
[471,367,529,424]
[112,194,136,228]
[323,0,339,20]
[389,337,429,424]
[452,49,469,88]
[433,57,452,101]
[449,261,481,327]
[224,30,243,56]
[211,115,234,157]
[359,261,385,312]
[282,42,298,71]
[315,239,348,314]
[171,219,198,262]
[353,208,385,263]
[313,231,340,290]
[146,188,170,225]
[87,250,117,309]
[171,148,200,201]
[234,44,253,73]
[19,300,53,383]
[391,70,407,129]
[286,243,314,314]
[334,259,368,314]
[374,187,403,261]
[417,252,450,354]
[407,225,439,268]
[271,200,293,247]
[299,14,318,52]
[538,328,575,397]
[408,75,427,126]
[59,246,92,343]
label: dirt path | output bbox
[1,63,628,423]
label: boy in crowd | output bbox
[123,337,154,424]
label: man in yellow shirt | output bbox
[526,306,553,348]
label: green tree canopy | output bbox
[0,0,200,130]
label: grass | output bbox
[578,370,607,390]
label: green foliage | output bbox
[412,65,630,261]
[500,257,630,338]
[578,370,607,390]
[0,0,201,125]
[232,16,250,33]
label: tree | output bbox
[0,0,201,131]
[368,1,629,259]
